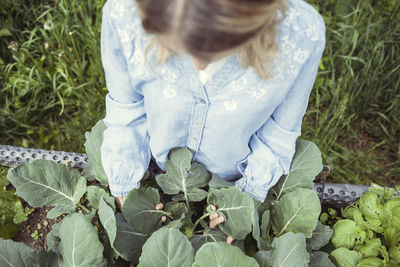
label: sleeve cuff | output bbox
[236,134,281,187]
[235,136,285,202]
[109,181,141,197]
[235,177,268,202]
[235,161,284,202]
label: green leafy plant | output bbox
[330,183,400,267]
[0,120,334,266]
[0,166,33,239]
[30,229,39,240]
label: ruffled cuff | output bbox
[109,180,141,197]
[101,125,151,198]
[234,136,285,202]
[235,177,269,202]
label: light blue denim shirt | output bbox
[100,0,326,201]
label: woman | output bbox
[100,0,326,227]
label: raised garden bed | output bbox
[0,121,398,267]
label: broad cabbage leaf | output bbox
[156,147,209,202]
[270,140,322,200]
[82,120,108,185]
[122,187,170,235]
[0,238,38,267]
[193,242,259,267]
[207,187,255,240]
[272,188,320,238]
[307,221,333,251]
[57,213,105,267]
[138,227,194,267]
[113,213,147,263]
[7,159,86,208]
[271,232,309,267]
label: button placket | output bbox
[179,55,213,157]
[187,97,208,153]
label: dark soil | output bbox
[11,200,104,251]
[11,179,102,251]
[3,161,165,262]
[12,202,64,251]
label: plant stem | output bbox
[185,198,190,211]
[190,212,212,235]
[77,203,91,214]
[163,212,174,220]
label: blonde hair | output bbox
[136,0,288,79]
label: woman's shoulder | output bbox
[271,0,326,75]
[280,0,326,46]
[102,0,146,38]
[287,0,325,25]
[246,1,326,84]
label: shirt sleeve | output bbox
[100,0,151,197]
[235,17,326,202]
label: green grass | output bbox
[305,0,400,186]
[0,0,399,186]
[0,0,107,152]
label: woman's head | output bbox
[136,0,287,79]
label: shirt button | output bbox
[200,99,206,104]
[192,136,198,141]
[196,121,202,125]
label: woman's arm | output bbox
[235,18,326,202]
[100,0,151,197]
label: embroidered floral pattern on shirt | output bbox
[110,2,127,19]
[272,1,322,81]
[293,48,311,64]
[271,61,286,81]
[224,100,238,111]
[116,28,131,44]
[229,75,249,92]
[249,88,267,100]
[280,35,296,56]
[306,24,321,41]
[288,65,300,77]
[160,66,178,83]
[282,5,300,27]
[129,49,151,77]
[163,87,177,98]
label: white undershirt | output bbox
[197,56,230,85]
